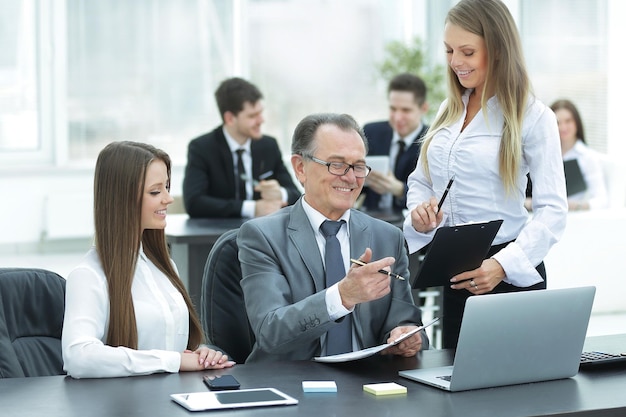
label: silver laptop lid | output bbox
[449,286,595,391]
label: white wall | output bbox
[0,165,185,252]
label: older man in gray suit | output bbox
[238,113,428,362]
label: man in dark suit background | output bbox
[362,73,429,213]
[183,77,300,218]
[238,113,428,362]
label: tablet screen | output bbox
[171,388,298,411]
[214,389,285,404]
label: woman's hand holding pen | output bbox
[410,196,443,233]
[449,258,506,295]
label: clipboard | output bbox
[563,159,587,196]
[411,219,504,289]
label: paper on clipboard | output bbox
[313,317,439,363]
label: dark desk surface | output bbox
[2,334,625,417]
[165,214,246,245]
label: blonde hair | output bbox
[421,0,531,193]
[94,141,203,350]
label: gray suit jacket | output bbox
[238,198,427,362]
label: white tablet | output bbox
[366,155,390,174]
[170,388,298,411]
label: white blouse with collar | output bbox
[62,247,189,378]
[564,140,608,209]
[403,92,568,287]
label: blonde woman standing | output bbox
[403,0,567,348]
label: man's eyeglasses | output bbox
[304,154,371,178]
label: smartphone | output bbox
[203,374,240,391]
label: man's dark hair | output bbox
[214,77,263,121]
[388,73,427,106]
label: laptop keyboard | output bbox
[580,351,626,367]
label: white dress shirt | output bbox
[378,123,425,209]
[563,140,608,209]
[62,247,189,378]
[223,128,288,218]
[403,91,568,287]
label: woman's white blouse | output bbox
[403,92,568,287]
[62,247,190,378]
[564,140,608,209]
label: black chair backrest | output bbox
[200,229,255,363]
[0,267,66,378]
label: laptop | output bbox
[399,286,596,391]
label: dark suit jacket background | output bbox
[362,121,428,212]
[183,126,301,218]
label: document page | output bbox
[313,317,439,363]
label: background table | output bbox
[2,334,625,417]
[166,214,245,307]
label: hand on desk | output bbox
[253,180,287,217]
[365,171,404,198]
[255,179,283,201]
[180,347,235,372]
[450,258,505,295]
[381,325,424,357]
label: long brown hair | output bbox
[94,141,203,349]
[550,99,586,144]
[421,0,531,193]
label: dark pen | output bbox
[350,258,405,281]
[437,174,455,211]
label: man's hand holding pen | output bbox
[338,248,394,310]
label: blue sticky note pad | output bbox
[302,381,337,393]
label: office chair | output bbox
[0,267,66,377]
[200,229,255,363]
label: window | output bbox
[521,0,608,152]
[0,0,41,160]
[0,0,612,167]
[66,0,236,163]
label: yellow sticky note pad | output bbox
[363,382,407,396]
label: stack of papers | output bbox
[313,317,439,363]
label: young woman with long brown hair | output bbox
[62,141,234,378]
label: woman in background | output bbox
[403,0,567,348]
[62,141,234,378]
[551,99,608,210]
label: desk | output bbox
[166,214,246,307]
[2,334,625,417]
